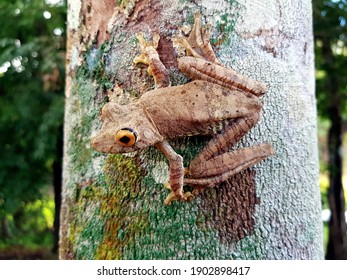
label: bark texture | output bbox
[60,0,323,259]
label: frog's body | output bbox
[91,12,275,205]
[94,79,262,152]
[141,80,262,138]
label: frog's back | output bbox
[139,80,261,138]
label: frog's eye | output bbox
[115,128,138,147]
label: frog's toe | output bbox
[164,191,177,205]
[163,182,194,205]
[163,181,171,190]
[183,191,194,202]
[164,191,194,205]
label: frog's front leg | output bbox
[134,35,193,204]
[133,33,170,88]
[155,141,193,205]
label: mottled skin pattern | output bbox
[91,13,275,205]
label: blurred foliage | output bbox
[0,0,66,244]
[0,197,55,249]
[313,0,347,259]
[314,0,347,200]
[313,0,347,119]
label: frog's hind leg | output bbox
[189,113,261,173]
[184,143,275,189]
[133,33,170,88]
[186,113,275,188]
[176,13,268,97]
[174,12,221,64]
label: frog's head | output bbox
[91,102,164,154]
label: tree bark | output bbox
[60,0,323,259]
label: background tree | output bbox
[313,0,347,259]
[0,0,66,256]
[61,0,323,259]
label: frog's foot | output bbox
[174,12,221,65]
[133,33,170,88]
[133,33,160,66]
[163,182,194,205]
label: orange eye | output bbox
[115,128,138,147]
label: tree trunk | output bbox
[0,216,10,239]
[60,0,323,259]
[326,109,347,259]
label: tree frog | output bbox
[91,12,275,205]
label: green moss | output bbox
[116,0,132,8]
[77,41,113,91]
[235,235,266,260]
[66,69,105,178]
[186,12,196,25]
[67,114,92,177]
[212,0,240,46]
[75,209,104,259]
[129,35,139,46]
[96,154,148,259]
[63,43,113,258]
[65,183,105,259]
